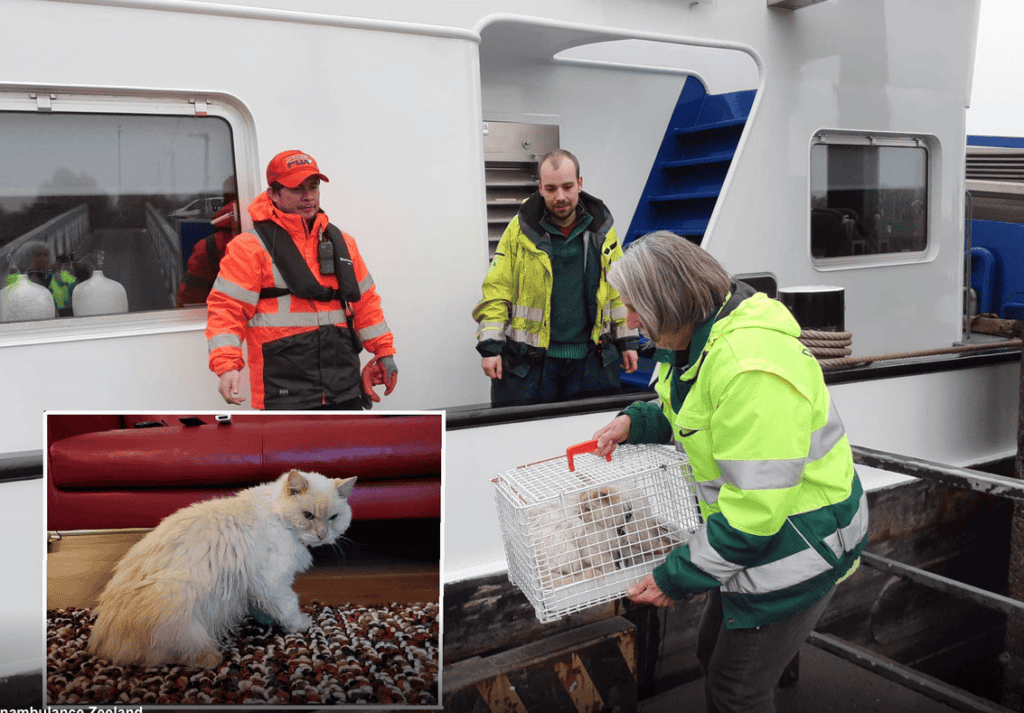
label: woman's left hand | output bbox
[628,573,674,607]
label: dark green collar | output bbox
[540,206,593,242]
[664,305,721,413]
[687,312,717,370]
[651,312,714,371]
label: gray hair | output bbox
[608,231,731,343]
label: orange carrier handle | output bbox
[566,439,612,472]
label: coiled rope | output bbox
[799,329,853,358]
[802,333,1022,371]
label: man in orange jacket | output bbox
[206,150,397,409]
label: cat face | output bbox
[279,469,356,547]
[578,487,633,530]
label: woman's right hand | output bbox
[593,414,631,457]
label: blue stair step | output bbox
[649,189,723,204]
[673,117,748,137]
[661,152,737,169]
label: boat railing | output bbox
[817,444,1024,713]
[0,448,42,483]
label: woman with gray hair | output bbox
[592,231,868,713]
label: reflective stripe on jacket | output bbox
[652,290,868,629]
[472,191,636,353]
[206,191,394,409]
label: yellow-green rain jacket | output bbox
[472,191,637,373]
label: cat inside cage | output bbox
[493,443,701,623]
[529,481,682,589]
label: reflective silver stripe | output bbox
[511,303,544,323]
[248,309,348,328]
[687,527,738,584]
[809,398,847,462]
[609,304,627,321]
[358,273,374,294]
[477,321,506,341]
[716,458,805,491]
[823,490,869,558]
[212,275,259,306]
[692,509,864,596]
[508,327,542,347]
[357,320,390,342]
[695,478,722,506]
[722,545,833,595]
[208,333,242,351]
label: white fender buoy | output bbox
[0,274,56,322]
[72,270,128,316]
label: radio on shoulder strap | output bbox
[251,220,363,354]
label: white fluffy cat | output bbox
[530,484,680,589]
[87,469,356,668]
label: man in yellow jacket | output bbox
[206,150,397,410]
[473,150,638,406]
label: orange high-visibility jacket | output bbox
[206,191,395,409]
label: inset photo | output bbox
[45,412,442,707]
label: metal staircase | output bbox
[623,76,755,248]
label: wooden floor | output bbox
[47,521,440,610]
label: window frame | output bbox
[809,130,937,272]
[0,84,259,347]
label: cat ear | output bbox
[286,469,309,496]
[334,476,357,499]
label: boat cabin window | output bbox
[810,134,928,261]
[0,110,237,322]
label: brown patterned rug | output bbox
[47,602,438,706]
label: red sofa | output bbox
[47,413,441,531]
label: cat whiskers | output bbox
[323,534,355,563]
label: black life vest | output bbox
[252,221,361,304]
[252,220,363,353]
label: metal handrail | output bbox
[0,449,43,482]
[851,445,1024,502]
[832,443,1023,712]
[860,551,1024,617]
[808,632,1016,713]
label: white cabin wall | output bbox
[0,478,44,677]
[1,0,491,453]
[700,0,979,357]
[0,0,988,443]
[481,58,688,248]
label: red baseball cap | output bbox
[266,150,330,188]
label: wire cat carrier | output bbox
[492,440,702,623]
